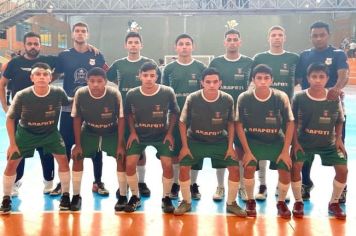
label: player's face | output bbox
[224,33,241,53]
[72,26,89,45]
[307,71,328,90]
[87,75,107,97]
[175,38,193,57]
[253,73,273,89]
[24,37,40,59]
[201,74,221,94]
[310,27,329,50]
[268,29,285,49]
[30,68,52,87]
[125,37,143,54]
[140,69,157,89]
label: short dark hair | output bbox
[175,34,193,45]
[23,32,40,44]
[125,31,142,43]
[140,62,157,73]
[202,67,220,81]
[251,64,273,79]
[310,21,330,34]
[31,62,51,71]
[87,67,107,79]
[224,29,240,38]
[307,63,329,77]
[72,22,89,32]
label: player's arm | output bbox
[178,121,192,160]
[126,114,139,149]
[117,117,125,159]
[6,117,20,159]
[276,121,294,169]
[335,121,347,157]
[0,76,9,112]
[235,121,256,167]
[71,116,83,160]
[225,121,236,160]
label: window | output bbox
[0,30,6,39]
[57,32,68,49]
[40,27,52,46]
[16,22,32,41]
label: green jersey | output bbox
[107,56,161,100]
[7,86,70,134]
[236,88,294,143]
[162,59,206,109]
[209,55,253,104]
[125,85,180,142]
[292,90,344,149]
[252,51,299,100]
[71,86,124,135]
[180,90,234,143]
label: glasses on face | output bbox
[26,42,40,46]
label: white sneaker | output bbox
[12,180,22,197]
[238,187,248,201]
[213,187,225,201]
[275,186,291,202]
[43,180,53,194]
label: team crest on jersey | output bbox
[325,58,332,66]
[45,105,56,118]
[101,107,113,119]
[135,74,140,81]
[212,111,223,125]
[234,68,244,80]
[152,105,164,118]
[189,74,198,86]
[89,59,96,66]
[280,64,289,76]
[265,110,277,124]
[319,109,331,124]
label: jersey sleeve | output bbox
[292,93,300,122]
[228,96,234,122]
[179,93,191,123]
[168,88,180,114]
[116,90,124,118]
[107,61,118,82]
[6,91,22,119]
[162,65,171,86]
[2,59,14,80]
[71,91,81,118]
[336,100,345,124]
[124,90,133,115]
[280,91,294,122]
[235,95,244,122]
[335,50,349,70]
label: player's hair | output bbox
[175,34,194,45]
[310,21,330,34]
[125,31,142,43]
[140,61,158,73]
[72,22,89,32]
[201,67,220,81]
[31,62,51,71]
[251,64,273,78]
[307,63,329,77]
[87,67,107,80]
[268,25,285,35]
[224,29,241,38]
[23,32,40,44]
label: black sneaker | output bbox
[162,196,175,213]
[70,195,82,211]
[50,183,62,196]
[301,183,314,201]
[115,195,128,212]
[59,192,71,210]
[124,195,141,213]
[138,183,151,197]
[116,188,120,199]
[0,196,11,214]
[339,186,347,204]
[169,183,180,199]
[190,183,201,200]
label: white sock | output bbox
[137,165,146,183]
[58,171,71,193]
[71,171,83,195]
[127,174,139,196]
[291,181,302,202]
[117,172,127,196]
[173,164,180,184]
[330,179,346,203]
[3,174,16,196]
[277,181,290,202]
[216,168,225,188]
[162,176,173,197]
[244,178,255,200]
[191,170,199,184]
[239,162,245,189]
[179,179,191,203]
[227,180,239,204]
[258,160,267,185]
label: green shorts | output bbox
[78,129,118,160]
[172,125,182,157]
[11,125,66,160]
[127,140,173,157]
[294,146,347,166]
[237,139,289,171]
[180,141,238,170]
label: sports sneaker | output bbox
[92,182,109,196]
[43,180,53,194]
[190,183,201,200]
[59,192,71,210]
[339,186,347,204]
[238,188,248,202]
[0,196,12,214]
[245,199,257,217]
[50,183,62,196]
[213,187,225,201]
[169,183,180,199]
[292,201,304,218]
[70,195,82,211]
[116,188,120,199]
[11,180,22,197]
[138,183,151,197]
[226,201,247,218]
[328,202,346,220]
[301,183,314,201]
[255,185,267,201]
[162,196,175,213]
[275,186,290,202]
[115,195,128,212]
[174,200,192,215]
[124,195,141,213]
[277,201,291,219]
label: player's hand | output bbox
[178,146,193,162]
[225,146,237,161]
[116,144,126,160]
[163,133,174,151]
[327,87,341,101]
[292,142,304,161]
[242,152,257,168]
[7,144,20,160]
[276,150,292,170]
[71,145,83,161]
[87,44,100,55]
[126,132,139,149]
[335,137,347,158]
